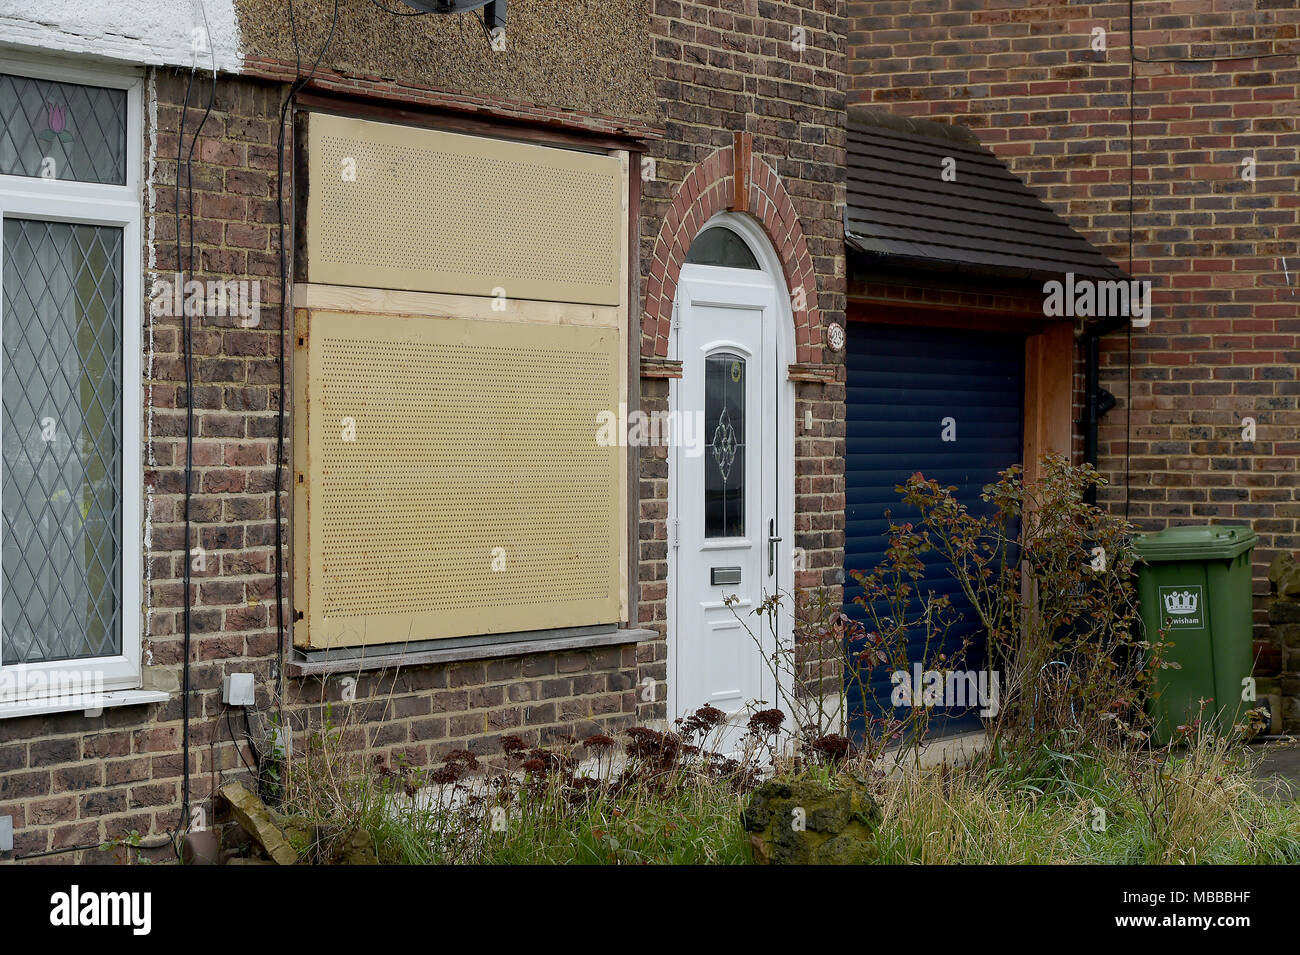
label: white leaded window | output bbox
[0,58,144,715]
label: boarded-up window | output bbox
[294,114,628,649]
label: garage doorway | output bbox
[842,322,1025,738]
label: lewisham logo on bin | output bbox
[1158,585,1204,630]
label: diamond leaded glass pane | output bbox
[1,218,123,665]
[705,352,745,538]
[0,73,127,184]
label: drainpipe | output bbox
[1081,315,1127,505]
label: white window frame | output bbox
[0,55,144,711]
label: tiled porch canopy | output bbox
[846,107,1125,281]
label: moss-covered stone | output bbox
[218,782,300,865]
[741,775,882,865]
[328,828,379,866]
[273,812,317,858]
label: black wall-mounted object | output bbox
[400,0,507,30]
[1079,313,1128,505]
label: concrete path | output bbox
[882,729,987,774]
[1252,739,1300,800]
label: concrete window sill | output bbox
[0,688,170,720]
[288,627,656,678]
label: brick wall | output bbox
[635,375,672,725]
[1,641,639,863]
[0,67,641,864]
[1266,555,1300,728]
[847,0,1300,726]
[637,0,849,718]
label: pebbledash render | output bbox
[0,0,1294,865]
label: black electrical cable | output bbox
[243,707,265,771]
[273,1,489,705]
[175,3,219,856]
[272,0,483,719]
[241,706,278,801]
[12,834,174,862]
[472,7,498,45]
[174,64,195,857]
[226,706,261,778]
[473,6,501,45]
[1124,15,1136,525]
[12,26,214,865]
[274,0,339,717]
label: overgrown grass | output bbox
[278,717,759,865]
[344,767,751,865]
[479,784,750,865]
[872,737,1300,865]
[279,715,1298,865]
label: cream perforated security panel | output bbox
[294,309,625,649]
[305,112,624,305]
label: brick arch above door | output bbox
[643,136,823,365]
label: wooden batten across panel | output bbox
[291,283,622,329]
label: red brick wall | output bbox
[635,375,671,725]
[847,0,1300,726]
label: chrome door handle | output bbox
[767,518,781,577]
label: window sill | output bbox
[0,688,170,720]
[288,627,656,678]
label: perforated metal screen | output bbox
[305,113,625,305]
[294,309,625,649]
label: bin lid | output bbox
[1132,524,1258,561]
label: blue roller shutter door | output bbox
[843,323,1024,737]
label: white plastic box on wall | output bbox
[222,672,256,707]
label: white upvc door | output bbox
[671,263,780,749]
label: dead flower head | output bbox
[810,733,853,763]
[428,764,462,785]
[443,748,480,770]
[747,708,785,735]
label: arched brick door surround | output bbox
[644,142,823,364]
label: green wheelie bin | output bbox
[1132,525,1258,743]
